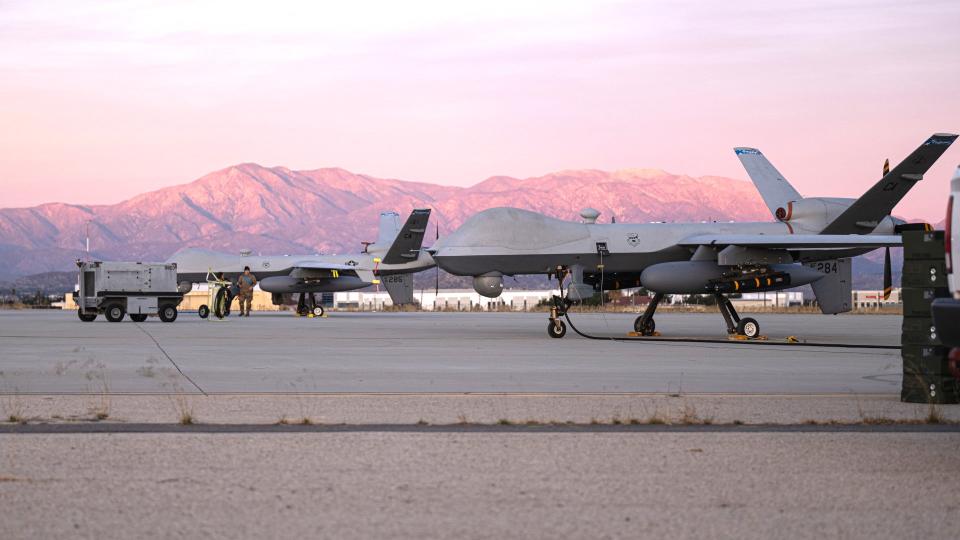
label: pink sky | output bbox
[2,0,958,220]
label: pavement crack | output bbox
[134,324,207,396]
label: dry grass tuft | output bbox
[647,413,667,425]
[85,364,111,423]
[926,404,945,424]
[670,403,715,425]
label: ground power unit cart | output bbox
[75,260,184,323]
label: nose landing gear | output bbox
[547,295,571,338]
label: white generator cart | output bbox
[75,260,184,323]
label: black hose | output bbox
[560,310,899,349]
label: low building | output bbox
[336,289,556,311]
[851,288,902,309]
[60,285,558,313]
[61,284,898,313]
[730,291,804,309]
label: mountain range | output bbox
[0,164,775,281]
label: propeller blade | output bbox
[883,158,890,176]
[883,247,892,300]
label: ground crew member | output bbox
[236,266,257,317]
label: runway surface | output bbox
[0,310,902,394]
[3,311,956,540]
[4,431,958,540]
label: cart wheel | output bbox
[198,305,210,319]
[77,310,97,322]
[213,288,229,319]
[312,306,325,317]
[104,303,125,323]
[129,313,148,323]
[158,305,178,323]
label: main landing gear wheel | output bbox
[129,313,148,323]
[77,310,97,322]
[634,316,656,336]
[548,319,567,338]
[104,303,125,323]
[297,293,323,318]
[736,317,760,339]
[198,305,210,319]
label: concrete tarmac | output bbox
[3,431,958,540]
[0,310,903,395]
[2,310,957,539]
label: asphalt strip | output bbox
[1,423,958,434]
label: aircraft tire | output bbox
[312,306,324,317]
[77,310,97,322]
[634,316,655,336]
[198,305,210,319]
[129,313,148,323]
[548,320,567,339]
[737,317,760,339]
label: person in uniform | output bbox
[236,266,257,317]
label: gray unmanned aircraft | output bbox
[168,209,435,316]
[432,133,957,338]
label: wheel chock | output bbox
[307,313,314,318]
[626,331,661,338]
[785,335,799,343]
[730,334,768,341]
